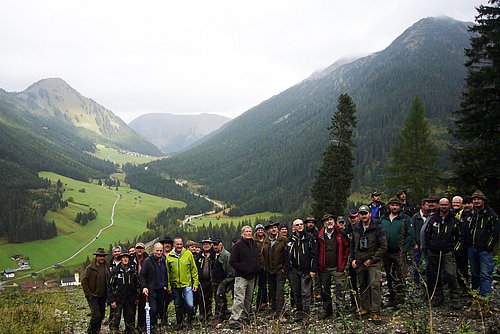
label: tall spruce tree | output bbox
[385,95,439,201]
[311,93,357,219]
[452,0,500,208]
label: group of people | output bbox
[81,188,498,333]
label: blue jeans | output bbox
[413,249,422,284]
[173,287,194,323]
[467,247,494,296]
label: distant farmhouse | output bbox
[3,269,15,278]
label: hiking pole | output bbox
[145,294,151,334]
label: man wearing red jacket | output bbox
[317,214,349,319]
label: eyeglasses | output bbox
[293,223,304,227]
[338,221,346,224]
[359,212,369,216]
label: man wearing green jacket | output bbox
[166,237,199,331]
[380,197,415,307]
[212,238,235,324]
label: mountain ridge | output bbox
[129,112,231,154]
[10,78,161,156]
[147,16,472,214]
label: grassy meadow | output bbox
[91,144,162,165]
[190,211,282,227]
[0,172,185,271]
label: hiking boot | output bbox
[431,295,444,307]
[318,311,332,320]
[357,309,370,317]
[227,321,241,330]
[371,313,382,325]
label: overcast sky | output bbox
[0,0,479,123]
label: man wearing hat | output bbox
[132,242,148,332]
[317,214,349,319]
[262,220,288,319]
[396,190,416,217]
[196,237,215,321]
[350,205,387,325]
[466,190,499,296]
[159,236,174,323]
[368,191,387,220]
[159,236,174,254]
[82,248,111,334]
[108,252,140,334]
[212,238,234,324]
[379,197,415,307]
[253,223,268,311]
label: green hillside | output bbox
[0,172,185,270]
[147,17,471,214]
[12,78,161,156]
[91,144,161,165]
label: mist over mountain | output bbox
[11,78,161,156]
[129,113,231,154]
[147,16,472,214]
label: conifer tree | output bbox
[385,95,439,201]
[452,0,500,207]
[311,93,357,219]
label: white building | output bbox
[60,272,80,287]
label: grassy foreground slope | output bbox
[0,172,184,270]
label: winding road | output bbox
[1,188,121,284]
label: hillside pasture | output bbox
[190,211,282,227]
[0,172,184,271]
[91,144,162,165]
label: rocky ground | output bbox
[1,282,498,334]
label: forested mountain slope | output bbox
[147,17,471,214]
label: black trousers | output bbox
[267,271,286,313]
[198,280,213,319]
[110,301,137,334]
[87,296,106,334]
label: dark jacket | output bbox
[262,234,287,274]
[253,233,267,268]
[318,225,349,272]
[196,248,215,283]
[229,237,260,279]
[412,210,427,246]
[212,248,234,284]
[401,201,416,217]
[133,251,149,273]
[139,253,168,293]
[350,219,387,267]
[425,211,463,253]
[286,230,318,274]
[466,206,499,251]
[379,211,415,253]
[82,259,110,299]
[107,263,140,304]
